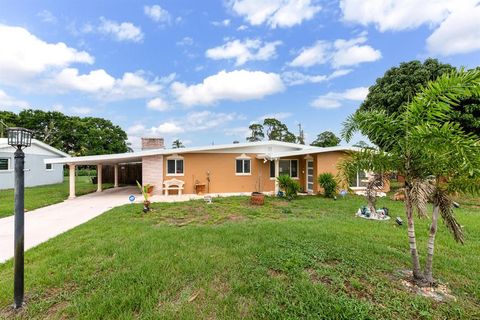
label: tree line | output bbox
[0,109,129,156]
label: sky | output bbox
[0,0,479,150]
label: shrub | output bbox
[318,173,338,198]
[277,175,301,200]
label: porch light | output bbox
[7,127,32,149]
[7,127,33,309]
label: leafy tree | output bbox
[310,131,341,147]
[0,109,128,156]
[352,140,372,149]
[246,124,264,142]
[341,69,480,285]
[359,58,480,145]
[0,111,18,137]
[296,123,305,144]
[172,139,185,149]
[263,118,296,142]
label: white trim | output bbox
[0,138,69,157]
[269,158,299,179]
[0,157,11,171]
[306,159,314,193]
[235,153,251,159]
[166,153,184,160]
[166,158,184,176]
[235,158,251,175]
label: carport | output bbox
[45,153,145,199]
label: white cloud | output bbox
[147,97,169,111]
[282,69,352,86]
[224,126,250,138]
[98,17,144,42]
[212,19,231,27]
[171,69,285,106]
[144,5,171,24]
[340,0,452,32]
[52,68,115,92]
[258,112,292,121]
[0,24,93,84]
[0,89,29,108]
[340,0,480,56]
[426,2,480,55]
[237,25,248,31]
[37,10,57,24]
[231,0,321,28]
[311,86,368,109]
[50,68,163,100]
[71,106,92,115]
[206,38,282,65]
[152,122,184,134]
[184,111,241,131]
[289,35,381,68]
[176,36,194,46]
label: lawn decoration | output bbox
[136,180,151,213]
[356,206,391,221]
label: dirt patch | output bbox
[394,269,457,302]
[271,201,290,207]
[226,214,246,222]
[267,268,287,280]
[305,268,333,285]
[343,278,372,300]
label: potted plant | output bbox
[251,192,265,205]
[136,181,151,213]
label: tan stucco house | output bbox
[45,138,389,198]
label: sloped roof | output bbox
[0,138,69,157]
[44,140,357,165]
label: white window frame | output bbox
[45,163,53,171]
[166,154,184,176]
[270,159,299,180]
[235,154,251,176]
[0,157,11,172]
[350,171,384,189]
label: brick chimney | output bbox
[141,137,164,150]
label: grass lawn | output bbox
[0,195,479,319]
[0,176,113,218]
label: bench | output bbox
[163,179,185,195]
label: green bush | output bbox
[318,173,338,198]
[277,175,301,200]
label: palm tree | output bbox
[341,69,480,284]
[172,139,185,149]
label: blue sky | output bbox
[0,0,479,149]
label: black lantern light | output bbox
[7,127,32,149]
[7,127,32,309]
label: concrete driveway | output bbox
[0,186,139,263]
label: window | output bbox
[236,159,251,175]
[0,158,9,171]
[349,171,384,188]
[167,159,184,175]
[270,159,298,178]
[46,163,53,170]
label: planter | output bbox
[143,200,151,213]
[250,192,265,205]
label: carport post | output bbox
[97,164,103,192]
[68,164,76,199]
[114,164,119,188]
[274,159,280,195]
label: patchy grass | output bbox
[0,195,479,319]
[0,176,113,218]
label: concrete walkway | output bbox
[0,187,140,263]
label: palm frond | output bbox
[435,189,465,244]
[410,179,434,218]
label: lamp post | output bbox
[7,127,32,309]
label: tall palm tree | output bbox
[341,69,480,284]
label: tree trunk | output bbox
[424,204,440,284]
[404,185,425,281]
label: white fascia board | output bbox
[268,146,361,159]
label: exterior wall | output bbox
[142,155,164,194]
[162,153,272,194]
[0,152,64,190]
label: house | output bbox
[0,138,69,190]
[45,138,390,198]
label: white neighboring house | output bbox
[0,138,69,190]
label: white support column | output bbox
[97,164,103,192]
[69,164,76,199]
[114,164,119,188]
[274,159,280,195]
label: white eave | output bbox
[45,142,360,166]
[0,138,69,158]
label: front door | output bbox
[306,160,314,193]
